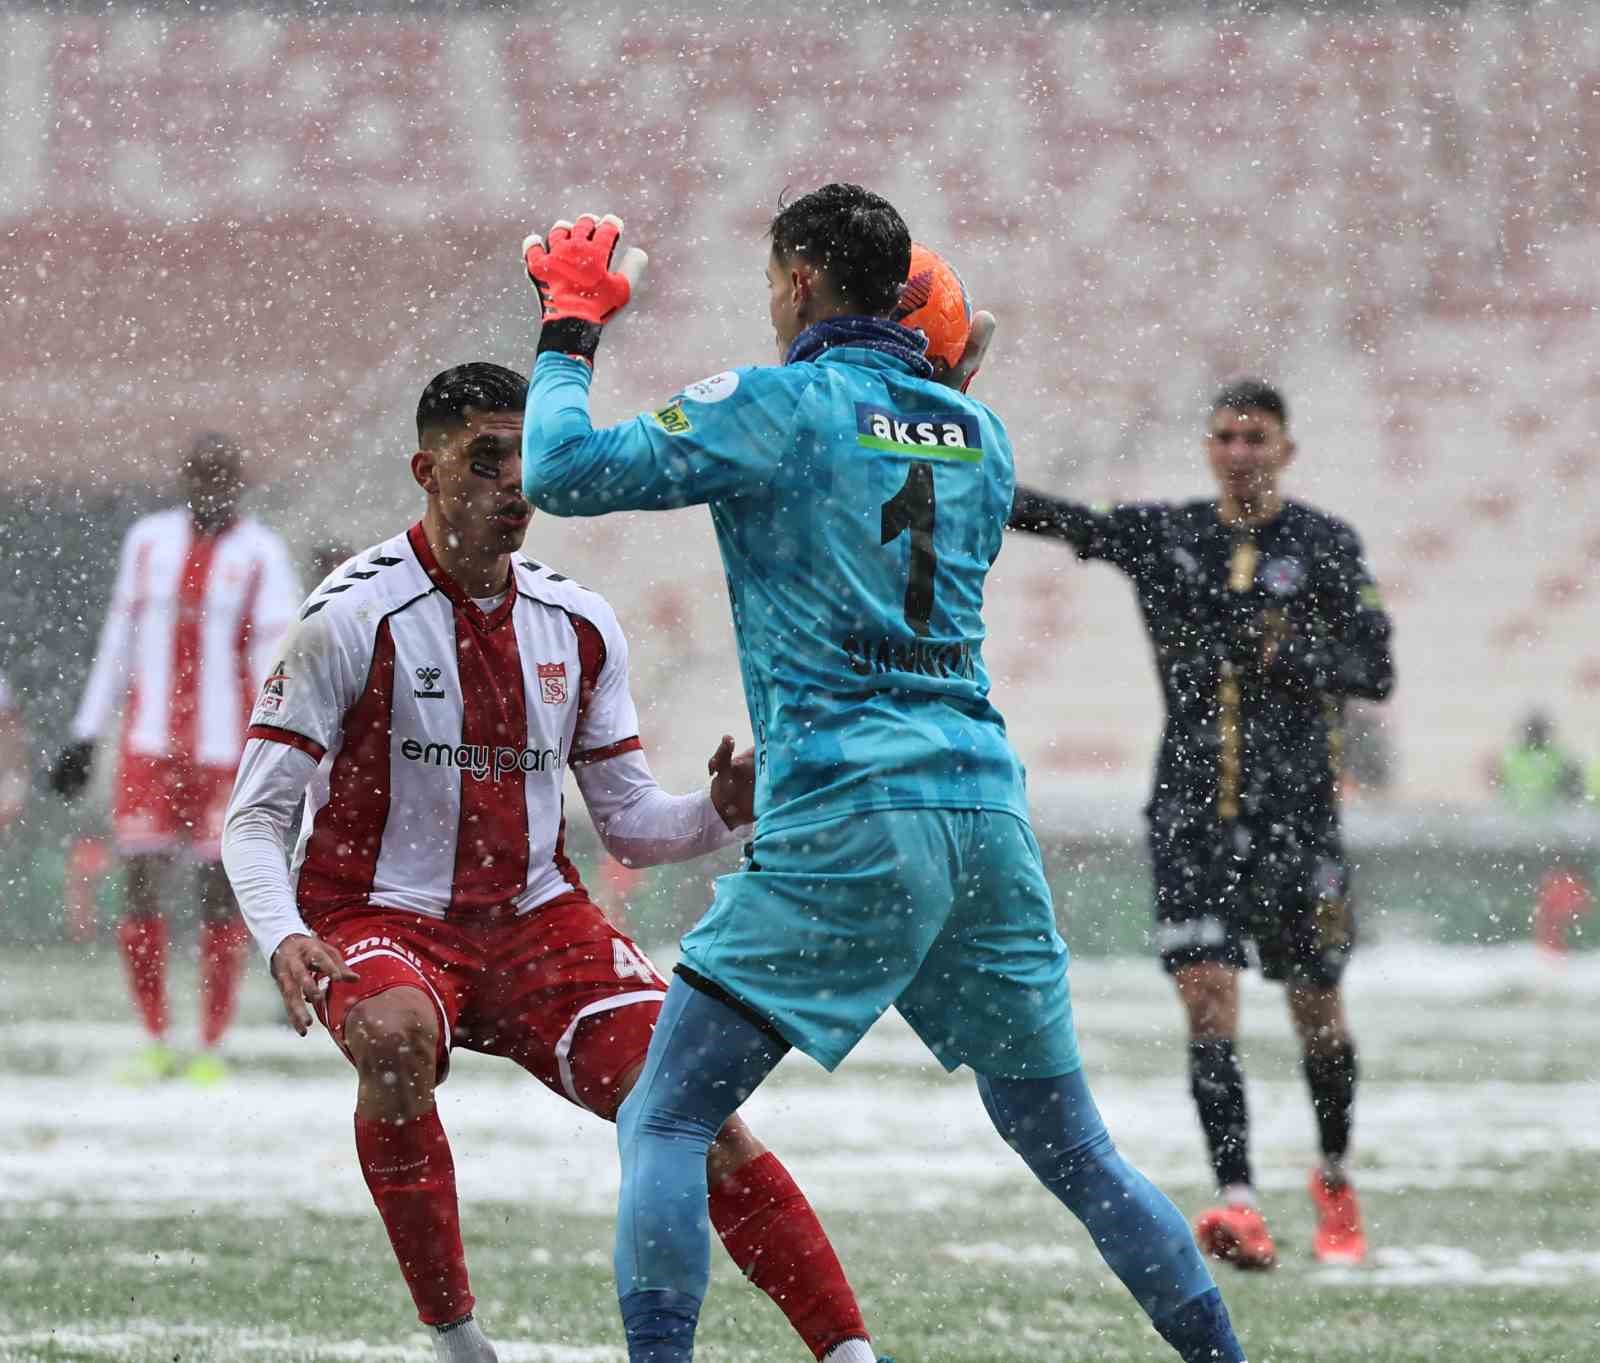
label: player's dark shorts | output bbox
[1147,817,1355,986]
[311,891,666,1118]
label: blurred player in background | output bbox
[223,364,880,1363]
[0,672,28,835]
[50,433,300,1082]
[521,192,1245,1363]
[1009,379,1395,1268]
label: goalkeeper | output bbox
[520,187,1248,1363]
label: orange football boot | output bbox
[1309,1168,1368,1265]
[1194,1203,1278,1270]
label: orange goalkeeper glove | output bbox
[523,213,648,363]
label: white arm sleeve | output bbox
[71,529,139,742]
[574,745,747,868]
[222,737,319,963]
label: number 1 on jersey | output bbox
[881,462,938,636]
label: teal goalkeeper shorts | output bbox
[677,808,1080,1079]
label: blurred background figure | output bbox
[1533,864,1593,957]
[0,671,29,836]
[48,433,301,1083]
[1493,710,1582,815]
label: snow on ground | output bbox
[935,1242,1600,1290]
[0,1324,618,1363]
[2,945,1596,1221]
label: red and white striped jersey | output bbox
[245,524,644,921]
[72,508,301,766]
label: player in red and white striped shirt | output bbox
[0,672,28,835]
[222,365,879,1363]
[51,434,300,1082]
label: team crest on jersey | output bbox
[1261,557,1305,598]
[537,662,568,705]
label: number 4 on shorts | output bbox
[611,937,659,983]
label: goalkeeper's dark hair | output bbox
[1210,377,1288,427]
[768,183,911,317]
[416,363,529,445]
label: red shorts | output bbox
[313,892,668,1118]
[113,754,237,860]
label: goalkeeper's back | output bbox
[524,341,1028,836]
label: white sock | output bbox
[432,1315,498,1363]
[1221,1182,1258,1209]
[822,1339,878,1363]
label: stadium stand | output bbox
[2,9,1596,803]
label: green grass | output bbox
[1,943,1597,1362]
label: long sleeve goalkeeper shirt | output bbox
[1008,487,1394,834]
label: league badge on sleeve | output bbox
[682,370,739,404]
[537,662,568,705]
[257,661,288,715]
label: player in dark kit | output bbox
[1008,378,1394,1270]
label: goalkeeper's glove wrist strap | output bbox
[536,319,604,362]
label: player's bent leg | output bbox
[700,1113,875,1363]
[615,974,788,1363]
[976,1068,1245,1363]
[343,988,479,1343]
[117,854,177,1076]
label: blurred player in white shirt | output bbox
[0,672,28,834]
[221,364,879,1363]
[51,434,300,1082]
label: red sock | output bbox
[709,1151,868,1360]
[198,915,249,1048]
[354,1109,473,1326]
[117,913,169,1040]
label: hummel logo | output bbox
[413,665,445,700]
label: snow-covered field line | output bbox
[2,945,1596,1219]
[0,1324,617,1363]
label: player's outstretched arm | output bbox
[1007,486,1100,544]
[519,212,794,516]
[574,740,751,869]
[523,212,648,367]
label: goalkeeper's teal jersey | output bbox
[524,347,1029,834]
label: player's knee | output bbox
[706,1116,766,1185]
[345,993,439,1089]
[614,1077,648,1152]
